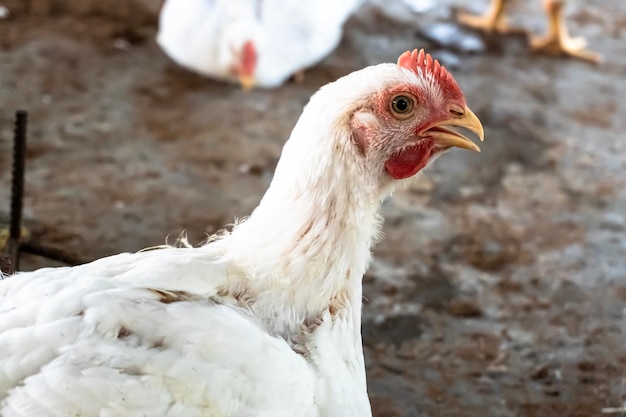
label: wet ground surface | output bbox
[1,0,625,415]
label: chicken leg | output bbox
[530,0,602,63]
[457,0,523,34]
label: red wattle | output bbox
[384,141,434,180]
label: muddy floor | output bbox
[1,0,625,415]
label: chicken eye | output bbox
[390,95,414,118]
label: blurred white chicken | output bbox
[157,0,362,89]
[0,49,484,416]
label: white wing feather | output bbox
[0,249,319,417]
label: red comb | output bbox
[397,49,461,98]
[397,49,451,84]
[240,40,257,77]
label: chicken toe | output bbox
[457,0,524,34]
[529,0,602,63]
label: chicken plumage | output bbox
[0,49,484,417]
[458,0,602,63]
[157,0,362,89]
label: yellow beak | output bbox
[238,74,255,91]
[425,106,485,152]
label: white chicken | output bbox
[0,49,484,416]
[157,0,362,89]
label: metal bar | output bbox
[8,110,27,273]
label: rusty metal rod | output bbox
[8,110,27,273]
[3,110,91,271]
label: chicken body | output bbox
[458,0,602,63]
[1,250,333,416]
[157,0,362,88]
[0,50,484,416]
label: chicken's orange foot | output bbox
[530,32,602,63]
[529,0,602,63]
[457,0,524,34]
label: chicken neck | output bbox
[223,102,386,336]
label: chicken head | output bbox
[350,49,484,180]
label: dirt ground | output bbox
[1,0,625,415]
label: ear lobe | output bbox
[351,111,378,156]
